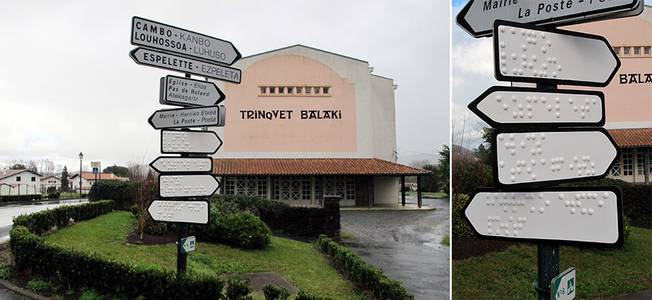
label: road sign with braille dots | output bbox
[493,129,618,187]
[464,187,623,247]
[468,86,605,128]
[494,21,620,87]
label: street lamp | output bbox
[79,152,83,198]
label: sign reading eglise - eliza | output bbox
[240,109,342,120]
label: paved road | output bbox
[341,197,450,300]
[0,199,88,242]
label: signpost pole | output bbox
[534,80,560,300]
[536,243,560,300]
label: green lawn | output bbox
[453,227,652,299]
[406,191,448,198]
[45,212,360,299]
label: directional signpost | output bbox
[494,22,620,87]
[457,0,641,37]
[149,157,213,173]
[493,129,618,186]
[130,47,241,83]
[161,129,223,154]
[148,105,225,129]
[129,16,240,277]
[160,75,225,107]
[468,87,605,127]
[148,200,209,224]
[459,4,628,299]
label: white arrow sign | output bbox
[160,75,225,107]
[465,188,623,246]
[495,129,617,186]
[149,157,213,174]
[161,129,223,154]
[129,47,241,83]
[158,174,219,198]
[131,16,241,65]
[469,87,604,127]
[494,22,620,87]
[148,200,209,224]
[456,0,640,38]
[148,106,225,129]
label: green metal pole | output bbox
[536,243,560,299]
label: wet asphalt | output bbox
[340,197,450,300]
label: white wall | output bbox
[0,172,41,196]
[373,176,399,205]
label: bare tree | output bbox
[128,162,157,241]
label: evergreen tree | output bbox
[60,166,69,192]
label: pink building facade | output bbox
[566,6,652,184]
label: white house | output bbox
[0,169,42,196]
[40,175,69,193]
[69,172,129,193]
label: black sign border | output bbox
[160,129,223,155]
[468,86,606,128]
[147,199,210,225]
[491,127,620,188]
[492,20,621,87]
[130,16,241,66]
[463,186,624,248]
[148,105,222,129]
[160,75,226,107]
[149,156,214,174]
[156,174,220,199]
[129,47,242,84]
[457,0,640,38]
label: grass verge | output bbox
[453,227,652,299]
[45,211,360,299]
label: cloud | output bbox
[452,38,493,76]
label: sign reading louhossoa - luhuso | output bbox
[131,16,241,65]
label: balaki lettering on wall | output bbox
[619,73,652,84]
[239,109,342,120]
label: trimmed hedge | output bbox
[88,180,136,210]
[13,200,114,235]
[10,201,225,299]
[214,195,340,237]
[10,226,223,299]
[317,235,413,300]
[0,195,42,203]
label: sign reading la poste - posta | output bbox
[148,105,225,129]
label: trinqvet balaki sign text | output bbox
[239,109,342,120]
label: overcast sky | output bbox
[0,0,450,173]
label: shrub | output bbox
[88,181,136,210]
[224,278,252,300]
[0,264,9,280]
[213,195,340,237]
[13,200,114,235]
[192,209,271,249]
[79,289,104,300]
[10,225,224,299]
[263,284,290,300]
[452,154,491,195]
[452,194,474,238]
[144,216,168,235]
[26,279,52,293]
[317,235,413,300]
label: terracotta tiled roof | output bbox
[212,158,429,176]
[72,172,129,181]
[608,128,652,148]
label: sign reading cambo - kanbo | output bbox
[131,16,241,65]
